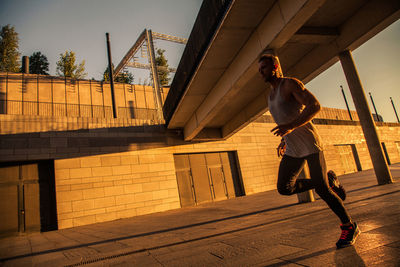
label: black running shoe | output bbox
[327,170,346,201]
[336,222,361,249]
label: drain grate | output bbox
[64,248,148,267]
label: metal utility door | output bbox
[189,154,214,204]
[174,154,196,207]
[0,164,40,236]
[396,142,400,157]
[205,153,233,201]
[335,145,357,174]
[174,152,238,207]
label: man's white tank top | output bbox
[268,79,322,158]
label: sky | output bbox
[307,20,400,123]
[0,0,399,122]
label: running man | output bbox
[258,53,360,248]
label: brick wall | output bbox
[1,73,400,229]
[1,113,400,229]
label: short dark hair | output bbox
[258,54,283,77]
[258,54,275,64]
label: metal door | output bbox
[173,152,242,207]
[21,164,41,232]
[0,163,40,236]
[219,152,239,198]
[335,145,357,174]
[206,153,228,201]
[174,154,196,207]
[189,154,213,204]
[176,170,195,207]
[0,165,19,234]
[396,142,400,158]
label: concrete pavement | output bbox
[1,164,399,266]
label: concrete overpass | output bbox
[163,0,400,184]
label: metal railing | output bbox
[0,100,158,120]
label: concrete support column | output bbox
[339,50,392,185]
[297,162,315,203]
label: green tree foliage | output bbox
[155,49,170,86]
[29,51,49,75]
[0,24,20,72]
[56,50,87,79]
[103,64,134,84]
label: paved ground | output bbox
[1,164,399,267]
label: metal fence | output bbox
[0,100,158,120]
[0,73,163,121]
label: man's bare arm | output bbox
[271,79,320,137]
[288,79,321,129]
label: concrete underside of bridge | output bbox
[163,0,400,142]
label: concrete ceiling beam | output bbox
[191,128,222,141]
[290,26,339,44]
[287,0,400,83]
[182,0,326,141]
[265,0,327,49]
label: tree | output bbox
[56,50,87,79]
[155,49,170,86]
[103,64,134,84]
[0,24,20,72]
[29,51,49,75]
[119,71,134,84]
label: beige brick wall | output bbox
[1,113,400,228]
[53,149,181,228]
[315,107,359,121]
[1,75,400,229]
[49,120,399,228]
